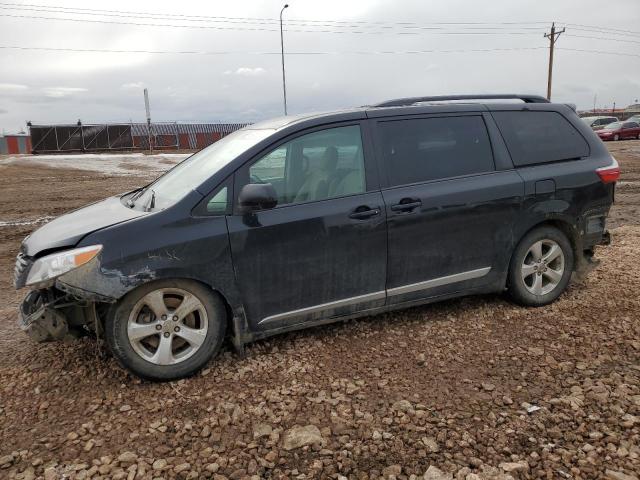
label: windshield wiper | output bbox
[126,186,148,208]
[144,189,156,212]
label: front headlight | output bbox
[26,245,103,287]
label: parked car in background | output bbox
[14,94,618,380]
[596,121,640,141]
[581,116,619,130]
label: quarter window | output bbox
[206,186,228,215]
[241,125,366,206]
[378,116,495,187]
[492,111,589,166]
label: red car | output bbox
[596,121,640,141]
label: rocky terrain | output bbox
[0,143,639,480]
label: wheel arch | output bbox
[510,218,581,277]
[101,276,246,354]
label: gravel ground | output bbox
[0,143,639,480]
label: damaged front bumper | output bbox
[18,288,101,343]
[15,252,108,343]
[19,290,70,342]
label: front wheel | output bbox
[507,226,574,307]
[105,279,226,381]
[614,134,620,141]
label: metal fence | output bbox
[29,122,250,154]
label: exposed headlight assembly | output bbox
[26,245,103,287]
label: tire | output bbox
[105,279,226,381]
[614,134,620,141]
[507,226,574,307]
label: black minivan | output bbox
[14,94,618,380]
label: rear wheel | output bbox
[507,226,574,307]
[614,134,620,141]
[105,279,226,381]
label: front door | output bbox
[372,114,523,304]
[227,123,387,330]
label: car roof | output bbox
[243,95,570,132]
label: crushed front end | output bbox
[14,248,106,343]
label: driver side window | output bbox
[245,125,365,206]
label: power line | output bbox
[562,22,640,36]
[0,44,550,55]
[1,44,638,58]
[2,3,638,38]
[557,47,640,58]
[568,26,640,39]
[0,2,553,28]
[565,34,640,45]
[0,4,550,31]
[0,13,553,35]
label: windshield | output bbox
[132,128,274,211]
[604,122,622,130]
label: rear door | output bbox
[371,113,523,305]
[226,122,387,330]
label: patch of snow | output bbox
[0,216,55,228]
[0,152,190,176]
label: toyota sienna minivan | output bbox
[14,94,618,380]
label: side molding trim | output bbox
[258,290,386,325]
[258,267,491,325]
[387,267,491,297]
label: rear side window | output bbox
[378,116,495,187]
[493,111,589,166]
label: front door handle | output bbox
[349,206,381,220]
[390,198,422,212]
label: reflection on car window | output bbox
[245,125,366,206]
[206,186,228,215]
[378,116,495,186]
[493,111,589,166]
[134,128,274,211]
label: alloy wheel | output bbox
[521,239,565,296]
[127,288,208,365]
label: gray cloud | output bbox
[0,0,639,131]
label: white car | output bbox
[581,116,619,131]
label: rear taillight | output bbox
[596,159,620,184]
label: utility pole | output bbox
[544,22,565,101]
[280,4,289,116]
[593,94,597,114]
[144,88,153,152]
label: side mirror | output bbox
[238,183,278,213]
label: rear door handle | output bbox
[390,199,422,212]
[349,206,381,220]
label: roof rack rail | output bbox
[372,94,550,108]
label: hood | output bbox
[22,196,148,257]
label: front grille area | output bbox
[14,253,33,289]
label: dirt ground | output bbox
[0,143,639,480]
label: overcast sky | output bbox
[0,0,639,133]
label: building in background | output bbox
[578,102,640,121]
[27,122,249,154]
[0,133,32,154]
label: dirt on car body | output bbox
[0,144,639,479]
